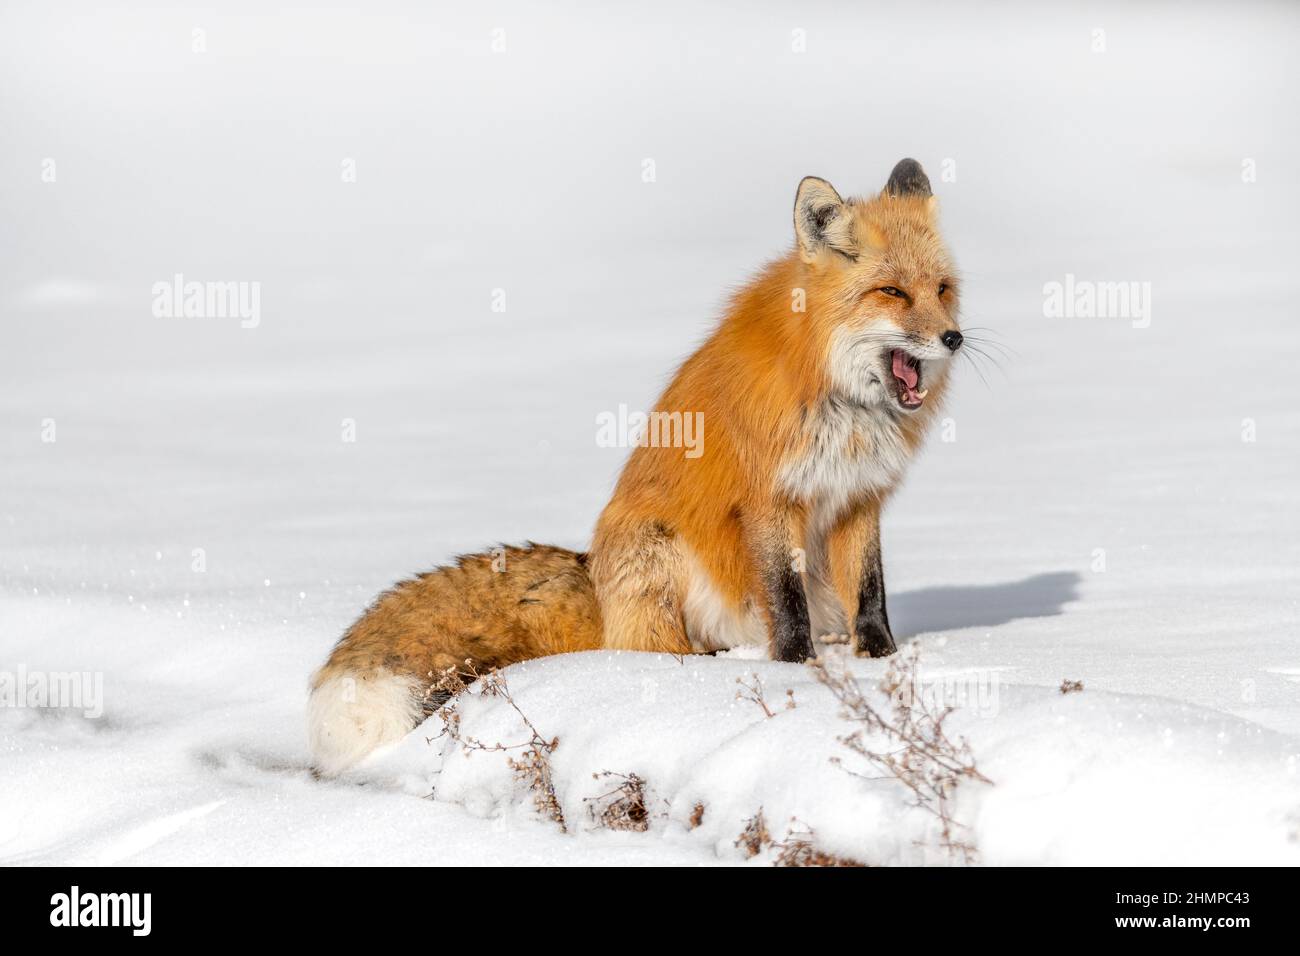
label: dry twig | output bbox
[734,812,866,866]
[735,673,796,718]
[810,646,991,863]
[432,664,565,830]
[585,771,650,832]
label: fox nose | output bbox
[941,330,963,352]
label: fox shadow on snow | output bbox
[888,571,1080,637]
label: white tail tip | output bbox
[307,670,423,777]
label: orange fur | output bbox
[313,544,601,695]
[309,543,603,775]
[590,164,961,660]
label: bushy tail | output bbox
[306,543,601,776]
[307,667,425,777]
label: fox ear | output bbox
[794,176,856,262]
[884,158,932,198]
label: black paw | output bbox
[776,638,818,664]
[854,619,897,658]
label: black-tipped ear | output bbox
[885,158,931,198]
[794,176,856,262]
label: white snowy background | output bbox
[2,1,1298,865]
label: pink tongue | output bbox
[892,350,918,389]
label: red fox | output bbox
[591,158,960,662]
[308,159,961,775]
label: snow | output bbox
[371,650,1300,866]
[2,1,1299,865]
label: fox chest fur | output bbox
[778,395,912,515]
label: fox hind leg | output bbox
[590,523,692,655]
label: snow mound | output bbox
[358,650,1300,866]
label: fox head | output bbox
[792,159,961,416]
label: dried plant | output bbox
[421,658,481,738]
[772,821,867,868]
[734,813,866,866]
[688,802,706,829]
[810,646,991,864]
[735,810,772,858]
[432,665,565,831]
[773,838,863,868]
[735,673,796,718]
[1059,678,1084,695]
[585,771,650,832]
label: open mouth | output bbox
[890,349,928,409]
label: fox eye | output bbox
[938,282,948,295]
[879,286,904,298]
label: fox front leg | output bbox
[854,531,897,658]
[767,558,815,662]
[761,524,816,662]
[744,508,815,663]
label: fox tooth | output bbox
[916,389,929,399]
